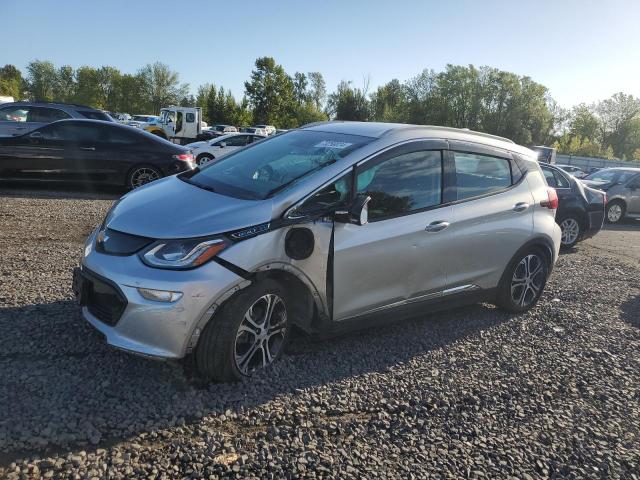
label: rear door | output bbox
[626,175,640,214]
[447,143,534,290]
[332,141,453,321]
[219,135,250,157]
[54,123,114,182]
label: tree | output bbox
[25,60,57,101]
[370,79,405,122]
[244,57,296,127]
[0,64,23,99]
[307,72,326,111]
[327,80,369,121]
[596,93,640,159]
[138,62,189,114]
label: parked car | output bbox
[556,164,587,179]
[198,124,238,140]
[530,145,557,164]
[241,126,269,136]
[0,119,195,189]
[73,122,561,382]
[0,101,113,137]
[187,132,266,165]
[253,124,276,135]
[128,115,158,128]
[540,163,606,248]
[582,167,640,223]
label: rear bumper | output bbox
[582,209,605,240]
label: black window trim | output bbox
[447,141,526,206]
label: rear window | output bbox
[78,110,112,121]
[183,130,374,200]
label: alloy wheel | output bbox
[198,155,214,166]
[607,204,622,223]
[234,294,287,375]
[560,218,580,246]
[510,254,545,308]
[130,167,160,188]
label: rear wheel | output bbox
[606,200,625,224]
[196,153,215,166]
[195,280,290,382]
[126,165,162,189]
[496,248,549,313]
[558,215,581,249]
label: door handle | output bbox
[425,221,450,232]
[512,202,530,212]
[80,147,96,151]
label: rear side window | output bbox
[78,110,112,121]
[356,150,443,220]
[453,152,512,200]
[542,166,570,188]
[29,107,71,122]
[44,123,106,142]
[223,135,249,147]
[186,113,195,122]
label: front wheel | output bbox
[195,280,290,382]
[606,201,625,224]
[126,165,162,189]
[496,249,549,313]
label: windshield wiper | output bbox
[180,174,216,193]
[265,159,337,197]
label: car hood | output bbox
[106,176,274,239]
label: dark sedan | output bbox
[0,119,195,189]
[540,163,606,248]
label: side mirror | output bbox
[219,142,226,148]
[334,194,371,226]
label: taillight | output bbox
[173,153,194,163]
[541,187,559,210]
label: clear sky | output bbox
[3,0,639,108]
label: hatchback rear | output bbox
[74,122,561,382]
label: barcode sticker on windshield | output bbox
[313,140,353,149]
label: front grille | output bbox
[83,269,127,326]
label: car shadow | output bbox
[0,180,124,200]
[620,295,640,328]
[0,297,512,464]
[603,220,640,232]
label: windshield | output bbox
[183,130,374,200]
[585,169,637,183]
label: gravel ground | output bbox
[1,184,639,479]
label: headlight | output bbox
[140,237,228,269]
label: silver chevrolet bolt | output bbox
[74,122,562,382]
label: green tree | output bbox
[244,57,296,127]
[596,92,640,159]
[327,80,369,121]
[307,72,326,111]
[25,60,57,101]
[0,64,23,99]
[138,62,189,114]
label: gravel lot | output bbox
[1,183,639,479]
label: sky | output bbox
[3,0,640,108]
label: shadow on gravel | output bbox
[0,297,510,464]
[620,295,640,328]
[603,220,640,232]
[0,180,124,200]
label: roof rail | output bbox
[383,125,515,144]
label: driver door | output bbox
[5,125,67,179]
[332,141,453,321]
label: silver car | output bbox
[582,167,640,223]
[73,122,562,381]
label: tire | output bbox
[606,200,625,224]
[195,280,290,382]
[196,153,215,166]
[495,247,549,313]
[126,165,162,190]
[558,215,581,249]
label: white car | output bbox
[253,124,276,135]
[128,115,158,129]
[556,164,587,179]
[188,132,266,165]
